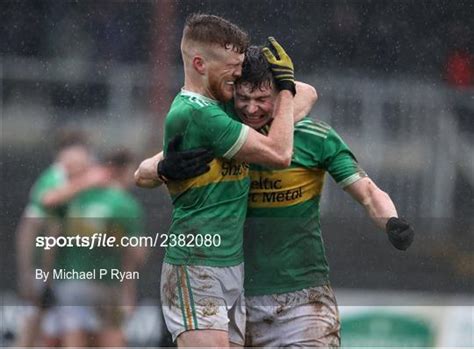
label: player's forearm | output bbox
[294,82,317,121]
[364,188,398,230]
[346,177,398,230]
[265,90,294,165]
[41,180,87,208]
[347,178,413,249]
[134,153,164,188]
[357,181,398,230]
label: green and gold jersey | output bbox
[244,117,367,296]
[25,164,67,219]
[57,187,144,282]
[163,90,250,267]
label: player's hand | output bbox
[386,217,414,250]
[157,135,214,181]
[262,37,296,95]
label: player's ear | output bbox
[192,56,206,75]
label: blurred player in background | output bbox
[137,45,415,347]
[150,14,299,347]
[42,149,146,347]
[15,130,94,347]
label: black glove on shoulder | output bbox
[157,135,214,181]
[386,217,414,251]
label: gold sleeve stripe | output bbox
[223,124,249,159]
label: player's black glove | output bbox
[157,135,214,182]
[262,37,296,96]
[386,217,414,251]
[38,285,56,309]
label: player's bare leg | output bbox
[96,328,125,347]
[14,309,43,347]
[177,329,229,348]
[62,330,89,347]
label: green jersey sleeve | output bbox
[191,106,249,159]
[26,165,67,218]
[321,127,367,188]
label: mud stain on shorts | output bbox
[161,267,178,307]
[197,272,211,280]
[196,297,221,317]
[308,287,323,303]
[262,315,274,325]
[200,283,213,290]
[245,326,262,347]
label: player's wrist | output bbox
[386,217,403,230]
[156,161,169,183]
[277,82,296,96]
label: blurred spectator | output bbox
[446,50,473,88]
[15,130,94,347]
[445,24,473,88]
[444,24,474,133]
[41,149,146,347]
